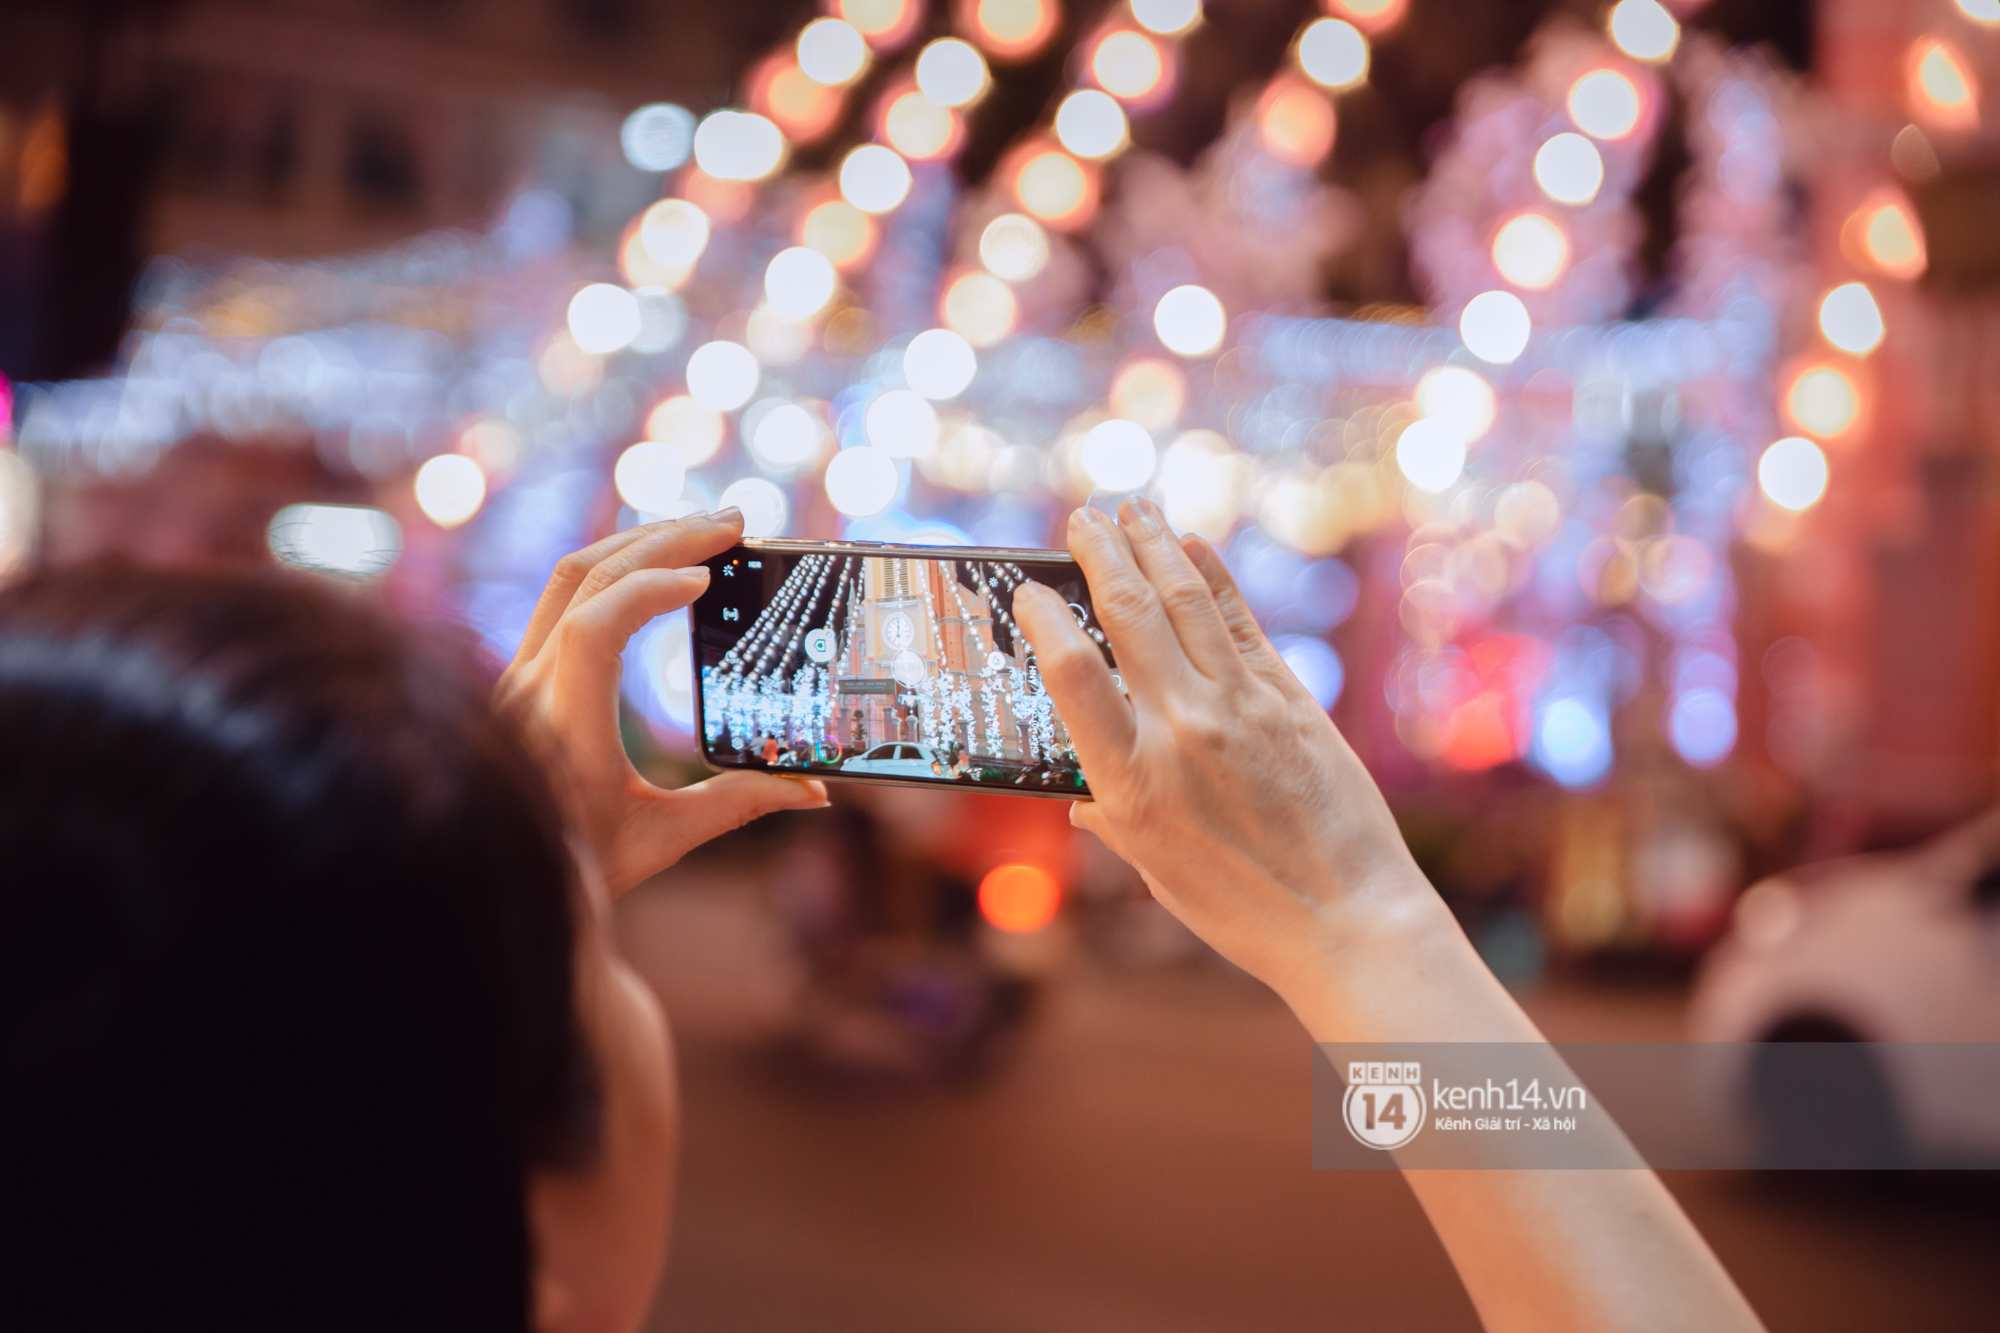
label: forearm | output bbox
[1273,877,1764,1333]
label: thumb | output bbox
[661,771,829,844]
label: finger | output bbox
[1180,533,1295,690]
[1114,498,1245,682]
[515,509,740,664]
[1062,505,1196,698]
[658,772,829,845]
[1015,582,1136,775]
[565,509,744,615]
[1070,800,1133,863]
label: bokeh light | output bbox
[1668,689,1736,767]
[691,110,786,181]
[1758,436,1829,511]
[1908,36,1980,131]
[1607,0,1678,62]
[566,283,642,354]
[1132,0,1201,36]
[748,55,845,143]
[1492,213,1569,289]
[903,329,978,399]
[619,103,695,171]
[718,477,789,537]
[1533,132,1604,206]
[825,445,902,515]
[942,270,1020,345]
[639,199,710,269]
[1459,290,1532,363]
[798,17,870,85]
[1534,697,1612,789]
[1257,76,1337,168]
[1092,29,1168,102]
[1055,90,1129,160]
[413,454,487,528]
[1567,69,1642,140]
[647,394,726,465]
[1843,193,1927,280]
[915,38,990,107]
[979,213,1050,281]
[1275,636,1345,710]
[883,89,962,161]
[1395,419,1467,493]
[866,389,941,457]
[1327,0,1406,35]
[977,864,1062,933]
[1007,145,1097,229]
[764,246,839,320]
[1297,19,1368,90]
[840,144,913,213]
[1110,357,1187,431]
[800,199,878,269]
[1416,365,1497,442]
[748,402,825,473]
[965,0,1060,60]
[1081,418,1158,491]
[267,504,402,579]
[838,0,921,50]
[685,340,760,410]
[1157,429,1238,538]
[1819,282,1885,356]
[1957,0,2000,21]
[1152,284,1226,357]
[1784,365,1858,439]
[614,440,688,513]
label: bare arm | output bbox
[1012,500,1763,1333]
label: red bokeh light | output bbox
[978,863,1062,933]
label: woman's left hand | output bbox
[496,508,827,896]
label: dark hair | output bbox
[0,563,597,1331]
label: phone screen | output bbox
[692,543,1113,795]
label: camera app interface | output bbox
[696,548,1111,793]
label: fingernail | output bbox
[712,506,743,523]
[678,565,711,582]
[1119,498,1162,537]
[1070,505,1106,529]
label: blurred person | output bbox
[0,505,1764,1333]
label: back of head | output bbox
[0,564,594,1331]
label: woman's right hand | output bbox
[1012,500,1440,1003]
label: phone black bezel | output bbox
[689,537,1095,800]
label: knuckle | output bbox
[1156,575,1215,621]
[1094,574,1158,627]
[554,550,595,583]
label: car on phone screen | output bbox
[1688,809,2000,1166]
[840,743,950,778]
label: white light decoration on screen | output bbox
[692,110,786,181]
[797,18,870,85]
[1152,284,1226,357]
[1533,133,1604,206]
[1607,0,1678,63]
[268,505,402,578]
[1819,282,1885,356]
[1055,90,1129,160]
[566,284,642,354]
[413,455,487,527]
[685,341,760,411]
[915,38,990,107]
[903,329,978,399]
[615,441,688,513]
[763,247,839,320]
[1758,437,1829,511]
[1297,19,1369,90]
[839,144,913,213]
[1458,291,1532,364]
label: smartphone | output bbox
[690,539,1114,796]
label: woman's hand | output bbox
[1012,500,1436,1001]
[496,509,827,896]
